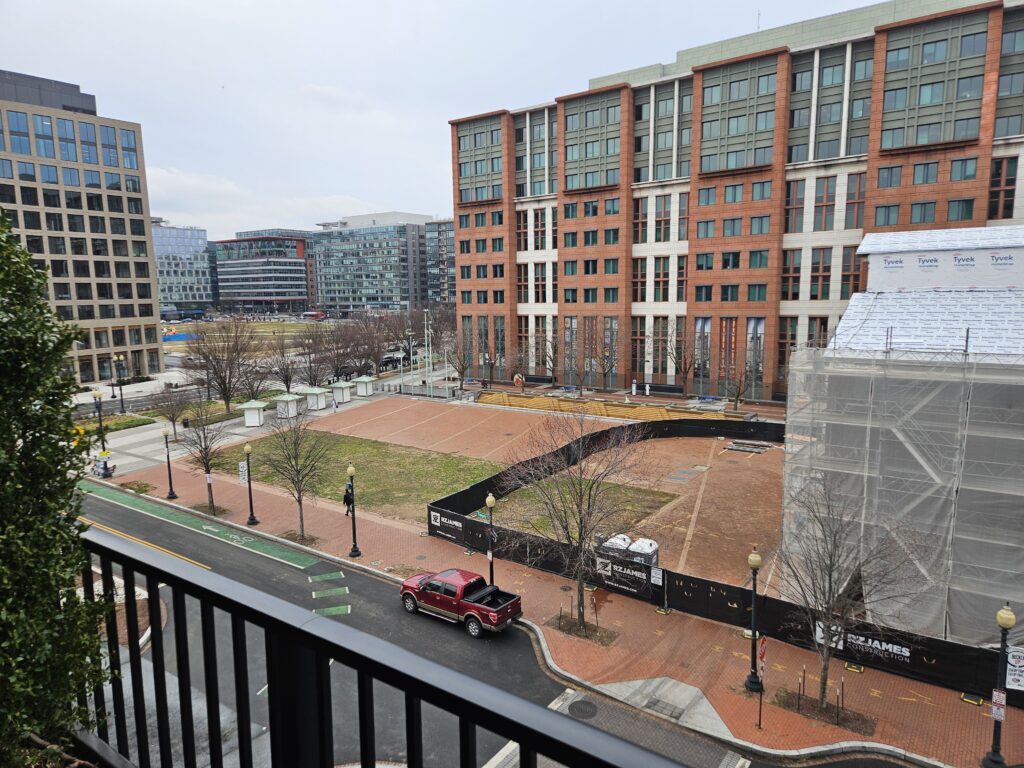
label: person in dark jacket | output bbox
[343,483,353,516]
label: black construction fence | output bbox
[426,417,1021,707]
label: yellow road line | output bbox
[79,517,212,570]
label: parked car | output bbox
[400,568,522,637]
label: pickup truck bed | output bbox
[400,568,523,638]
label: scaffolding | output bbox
[784,344,1024,646]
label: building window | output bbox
[700,154,719,172]
[818,102,841,124]
[585,109,600,127]
[957,75,983,100]
[910,201,936,224]
[874,204,899,226]
[809,248,831,300]
[533,263,547,303]
[696,253,713,270]
[459,240,470,254]
[918,82,944,106]
[476,290,488,304]
[727,115,747,135]
[516,265,528,303]
[604,228,619,244]
[604,287,618,303]
[949,198,975,221]
[728,79,749,100]
[781,249,801,300]
[995,115,1023,137]
[840,246,864,299]
[878,166,902,188]
[750,215,770,235]
[792,71,812,92]
[493,290,505,304]
[676,255,687,300]
[695,285,712,302]
[534,209,547,250]
[476,264,488,279]
[788,144,808,163]
[604,197,619,215]
[785,180,805,233]
[563,260,577,277]
[989,157,1018,220]
[604,258,619,274]
[953,118,979,140]
[747,283,767,301]
[960,32,987,57]
[845,172,866,229]
[654,195,671,242]
[563,288,577,304]
[820,64,844,87]
[881,128,905,149]
[698,187,716,206]
[475,239,487,253]
[633,198,648,243]
[757,73,776,94]
[751,181,771,201]
[721,284,739,302]
[703,84,721,105]
[721,252,740,269]
[851,97,871,119]
[883,88,907,111]
[607,105,620,123]
[583,258,598,276]
[790,107,810,129]
[726,150,746,169]
[632,258,647,302]
[813,176,836,231]
[635,102,649,121]
[724,184,742,203]
[922,39,948,63]
[886,47,910,71]
[677,192,689,240]
[808,317,829,347]
[516,211,528,251]
[583,230,598,246]
[913,162,938,185]
[653,257,670,301]
[853,58,873,80]
[696,220,715,239]
[951,157,977,181]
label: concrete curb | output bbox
[85,480,954,768]
[516,618,955,768]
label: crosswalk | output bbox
[308,570,352,616]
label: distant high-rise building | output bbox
[152,217,212,315]
[0,70,163,384]
[425,218,455,304]
[450,0,1024,395]
[310,212,434,316]
[207,233,311,314]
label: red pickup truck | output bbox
[400,568,522,638]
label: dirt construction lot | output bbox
[313,397,783,586]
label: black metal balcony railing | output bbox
[78,527,685,768]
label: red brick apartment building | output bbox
[450,0,1024,399]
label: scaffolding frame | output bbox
[784,344,1024,647]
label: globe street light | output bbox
[485,492,496,586]
[91,389,107,452]
[744,546,764,693]
[243,443,259,526]
[162,426,177,500]
[347,464,361,558]
[982,602,1017,768]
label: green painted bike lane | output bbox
[79,479,319,569]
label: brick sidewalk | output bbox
[113,461,1020,768]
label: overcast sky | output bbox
[4,0,874,239]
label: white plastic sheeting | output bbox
[784,343,1024,647]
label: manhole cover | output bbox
[568,700,598,719]
[415,555,427,560]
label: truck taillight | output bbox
[487,612,497,621]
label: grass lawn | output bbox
[211,433,502,522]
[486,480,675,538]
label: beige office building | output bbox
[0,70,163,384]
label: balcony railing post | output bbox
[265,627,333,768]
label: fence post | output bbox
[265,626,333,768]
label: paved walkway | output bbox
[104,403,1017,768]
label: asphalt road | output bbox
[81,491,907,768]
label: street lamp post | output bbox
[982,602,1017,768]
[162,426,178,499]
[744,546,764,693]
[485,492,496,585]
[243,443,259,525]
[347,464,361,558]
[91,390,107,452]
[114,354,126,414]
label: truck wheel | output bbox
[465,616,482,638]
[402,594,418,613]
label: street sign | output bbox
[758,635,767,662]
[992,688,1006,722]
[206,473,213,485]
[238,461,248,485]
[651,567,663,586]
[487,549,493,562]
[1007,646,1024,692]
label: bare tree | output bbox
[499,413,650,630]
[323,321,357,380]
[239,357,273,402]
[666,322,693,395]
[540,333,559,385]
[149,387,193,440]
[351,312,389,375]
[186,319,256,413]
[297,326,331,387]
[445,341,470,391]
[180,399,231,515]
[262,413,333,541]
[268,333,299,393]
[722,365,748,411]
[778,472,928,707]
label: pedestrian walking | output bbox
[332,396,338,411]
[343,482,353,516]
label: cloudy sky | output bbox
[4,0,873,239]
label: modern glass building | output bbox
[0,70,163,384]
[425,218,456,304]
[152,217,212,314]
[207,234,310,313]
[310,212,433,315]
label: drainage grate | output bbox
[567,700,598,719]
[644,697,685,720]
